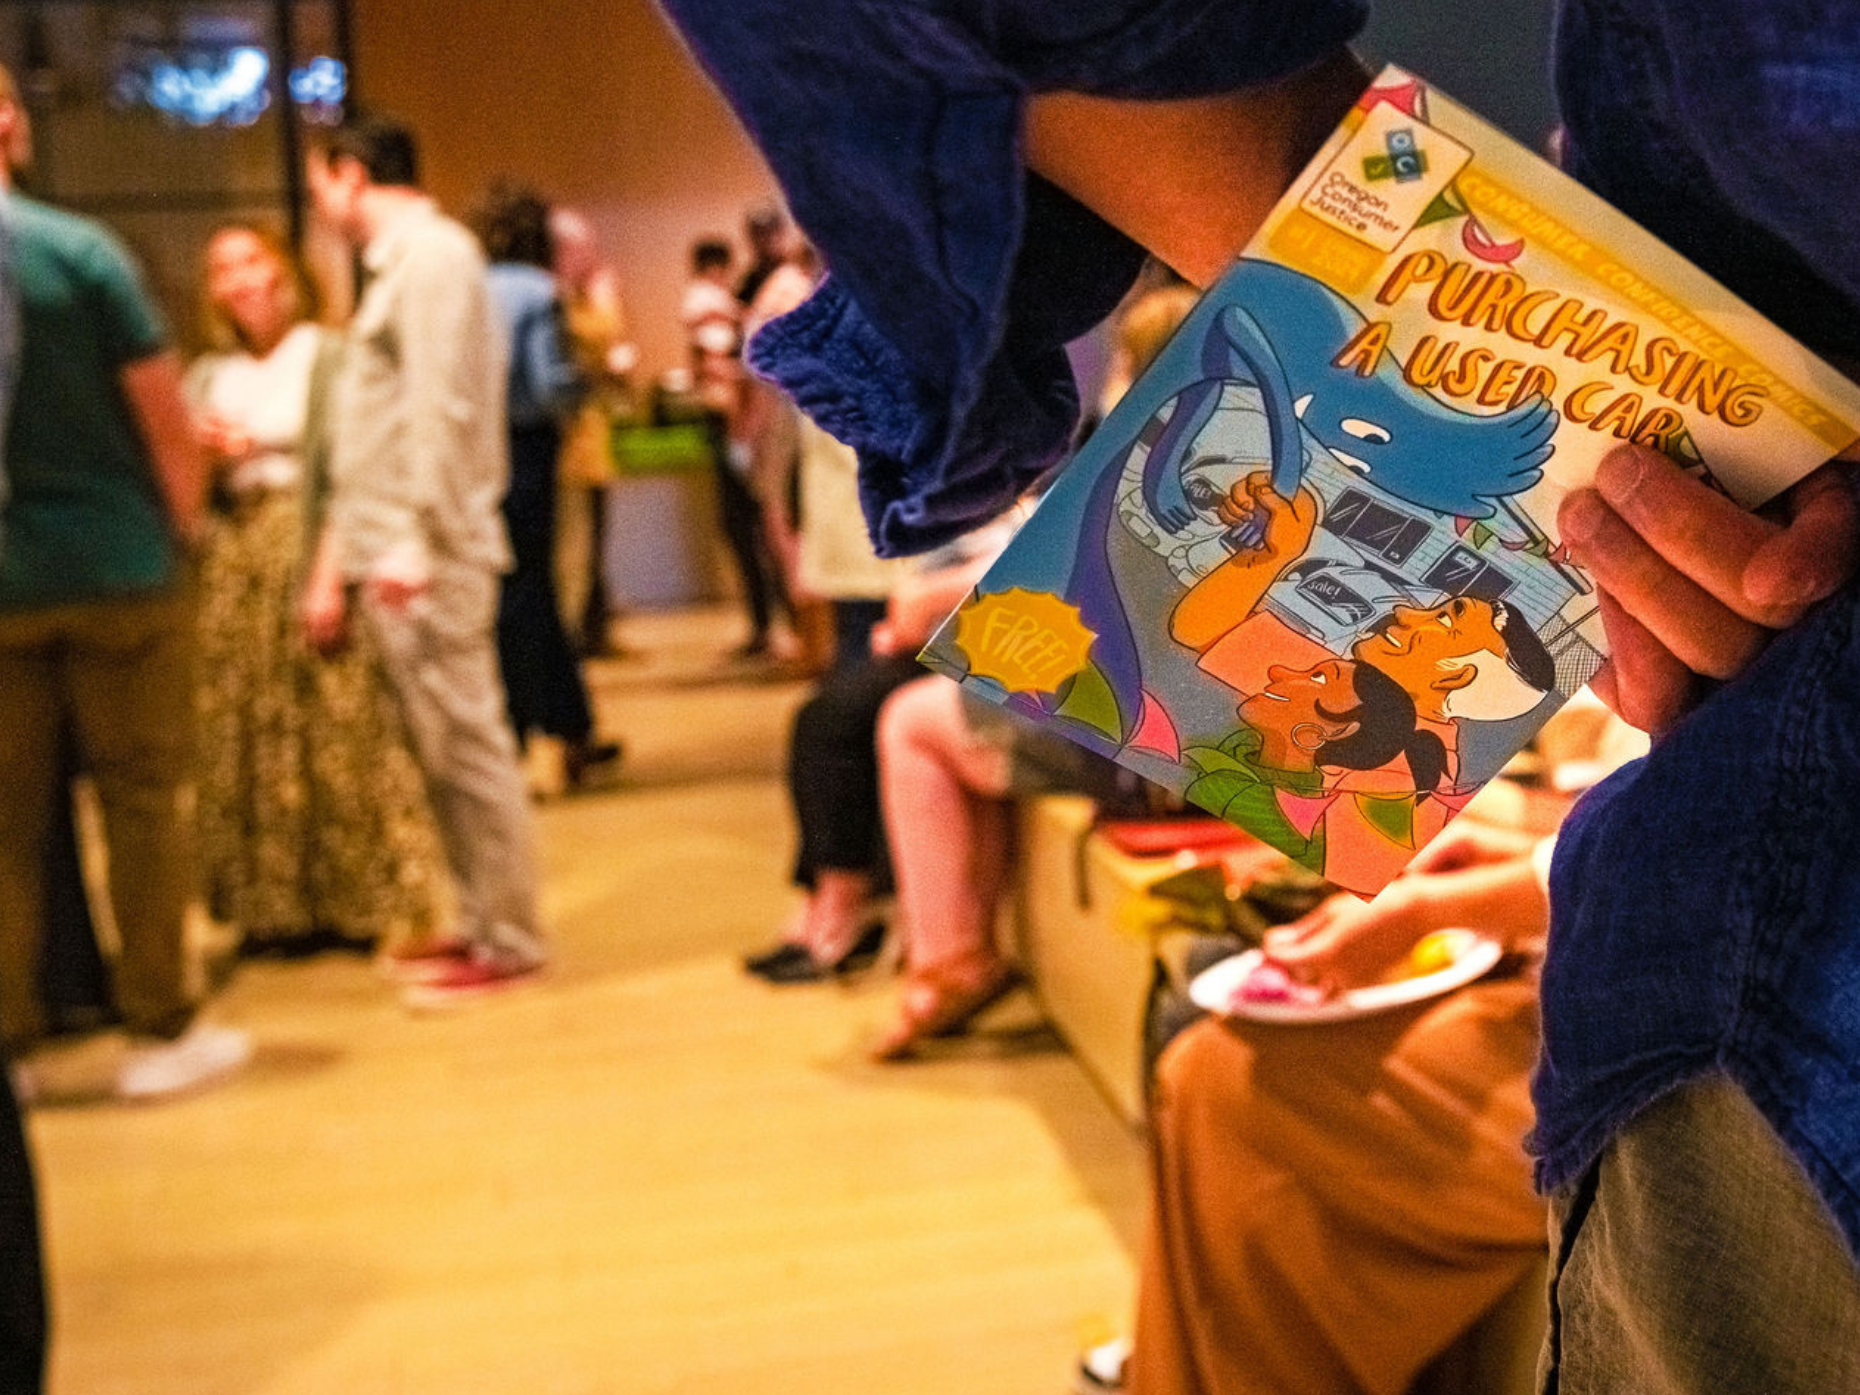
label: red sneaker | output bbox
[375,936,474,985]
[401,952,545,1009]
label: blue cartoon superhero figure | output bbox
[1139,259,1557,537]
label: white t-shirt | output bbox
[202,322,320,495]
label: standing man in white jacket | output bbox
[303,112,545,1004]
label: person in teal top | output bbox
[0,195,173,609]
[0,62,251,1105]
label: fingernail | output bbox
[1596,448,1649,507]
[1559,489,1607,548]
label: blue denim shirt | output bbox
[1535,0,1860,1253]
[662,0,1860,1251]
[486,262,586,431]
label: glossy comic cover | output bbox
[921,67,1860,895]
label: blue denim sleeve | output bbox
[660,0,1366,555]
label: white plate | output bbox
[1189,933,1505,1025]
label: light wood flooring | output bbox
[26,607,1145,1395]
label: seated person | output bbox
[872,670,1143,1060]
[746,518,1014,983]
[1084,821,1553,1395]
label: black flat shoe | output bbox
[744,941,816,980]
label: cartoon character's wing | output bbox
[1413,391,1559,519]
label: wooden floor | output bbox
[27,607,1145,1395]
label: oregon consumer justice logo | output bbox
[1363,127,1428,184]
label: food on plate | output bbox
[1229,959,1329,1011]
[1384,929,1477,983]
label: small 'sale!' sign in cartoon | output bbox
[924,67,1860,896]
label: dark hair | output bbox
[1491,601,1558,693]
[1315,662,1449,796]
[691,238,732,273]
[318,111,420,188]
[471,179,554,269]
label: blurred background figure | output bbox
[733,201,787,308]
[473,180,621,792]
[680,235,787,661]
[739,227,836,674]
[0,65,250,1100]
[306,114,546,1003]
[188,222,439,959]
[549,204,639,659]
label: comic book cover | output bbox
[921,66,1860,896]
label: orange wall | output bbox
[350,0,779,382]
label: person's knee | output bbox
[877,677,947,760]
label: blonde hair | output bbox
[198,222,317,353]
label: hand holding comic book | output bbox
[924,69,1860,896]
[1563,447,1859,734]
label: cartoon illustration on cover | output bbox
[922,71,1860,895]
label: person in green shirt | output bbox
[0,64,251,1101]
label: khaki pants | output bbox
[362,560,542,963]
[1541,1075,1860,1394]
[0,591,196,1051]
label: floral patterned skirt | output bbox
[195,489,440,948]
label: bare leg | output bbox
[872,678,1018,1057]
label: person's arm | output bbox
[300,523,349,656]
[1023,52,1369,288]
[372,240,489,604]
[1263,823,1549,994]
[120,351,206,544]
[871,550,1002,656]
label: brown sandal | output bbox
[870,953,1021,1061]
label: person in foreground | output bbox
[303,113,547,1005]
[660,1,1860,1387]
[0,63,250,1100]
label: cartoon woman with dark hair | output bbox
[1183,656,1450,882]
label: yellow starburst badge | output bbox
[953,588,1096,695]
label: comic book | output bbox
[921,66,1860,896]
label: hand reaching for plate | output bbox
[1263,824,1550,996]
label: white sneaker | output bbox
[1076,1336,1132,1394]
[117,1022,252,1101]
